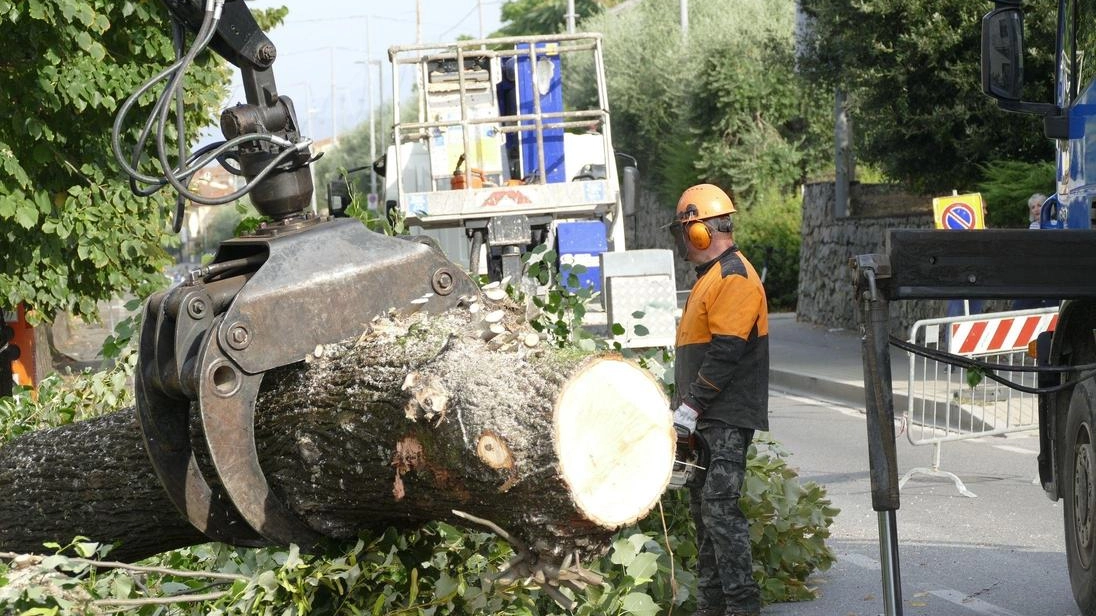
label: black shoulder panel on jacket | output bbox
[719,250,748,279]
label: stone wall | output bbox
[628,181,1000,334]
[797,182,948,333]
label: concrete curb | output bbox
[770,368,995,434]
[769,368,866,409]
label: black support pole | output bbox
[853,255,903,616]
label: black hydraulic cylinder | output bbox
[853,255,903,616]
[860,291,901,511]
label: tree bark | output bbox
[0,303,673,564]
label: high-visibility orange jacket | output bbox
[674,246,769,431]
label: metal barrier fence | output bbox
[901,306,1058,497]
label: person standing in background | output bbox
[1028,193,1047,229]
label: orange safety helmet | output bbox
[675,184,736,249]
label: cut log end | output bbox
[554,357,673,529]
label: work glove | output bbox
[672,402,699,437]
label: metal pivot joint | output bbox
[135,219,481,548]
[852,254,904,616]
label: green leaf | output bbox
[14,203,38,228]
[18,608,58,616]
[611,323,625,335]
[74,541,99,557]
[610,536,639,566]
[88,42,106,62]
[31,142,52,164]
[434,571,459,599]
[26,0,45,19]
[257,570,278,592]
[110,575,134,598]
[966,367,985,389]
[40,555,67,569]
[625,552,659,583]
[75,31,94,53]
[621,592,659,616]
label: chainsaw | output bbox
[113,0,480,547]
[667,428,707,490]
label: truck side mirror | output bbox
[621,166,639,217]
[981,7,1024,101]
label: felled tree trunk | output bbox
[0,409,206,561]
[0,301,674,566]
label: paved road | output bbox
[763,389,1076,616]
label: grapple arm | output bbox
[137,222,480,547]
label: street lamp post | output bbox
[367,60,378,203]
[356,58,384,209]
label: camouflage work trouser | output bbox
[689,424,760,614]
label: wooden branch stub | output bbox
[401,372,450,425]
[476,430,514,470]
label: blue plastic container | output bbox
[557,221,607,291]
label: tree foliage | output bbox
[0,1,201,323]
[734,190,804,311]
[576,0,830,207]
[798,0,1056,192]
[976,159,1056,228]
[0,1,289,324]
[494,0,619,37]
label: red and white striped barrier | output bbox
[948,311,1059,356]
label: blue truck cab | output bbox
[980,2,1096,611]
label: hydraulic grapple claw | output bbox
[135,218,481,547]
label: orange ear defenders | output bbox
[675,184,737,250]
[684,217,734,250]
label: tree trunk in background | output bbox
[0,303,673,563]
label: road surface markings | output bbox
[844,553,1026,615]
[774,391,865,418]
[992,445,1038,455]
[841,552,880,570]
[928,589,1024,616]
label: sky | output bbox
[217,1,506,142]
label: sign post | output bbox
[933,193,987,316]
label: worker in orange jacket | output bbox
[670,184,769,616]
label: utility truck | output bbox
[853,2,1096,614]
[378,33,638,285]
